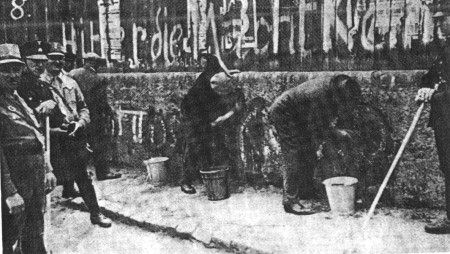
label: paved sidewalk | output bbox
[69,167,450,254]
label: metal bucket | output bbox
[200,165,230,201]
[323,176,358,215]
[143,157,169,184]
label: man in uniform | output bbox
[40,42,111,227]
[268,75,362,215]
[416,11,450,234]
[0,43,56,254]
[69,52,121,181]
[18,41,59,123]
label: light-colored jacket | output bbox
[40,70,90,127]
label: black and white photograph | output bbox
[0,0,450,253]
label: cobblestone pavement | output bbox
[55,166,450,254]
[47,187,227,254]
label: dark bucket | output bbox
[200,165,230,201]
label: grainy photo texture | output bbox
[0,0,450,253]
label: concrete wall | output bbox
[102,70,446,209]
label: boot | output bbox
[283,200,315,215]
[96,172,121,181]
[181,183,196,194]
[90,213,112,228]
[425,219,450,234]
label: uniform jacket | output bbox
[69,66,112,117]
[40,70,90,127]
[1,145,16,198]
[420,56,450,130]
[18,71,54,110]
[0,91,48,200]
[18,71,64,127]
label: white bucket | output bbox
[323,176,358,215]
[143,157,169,184]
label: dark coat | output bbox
[0,92,47,200]
[18,71,64,127]
[0,91,47,254]
[69,67,113,136]
[268,76,337,150]
[420,56,450,130]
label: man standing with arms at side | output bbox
[416,12,450,234]
[69,52,121,181]
[0,43,56,254]
[41,42,111,227]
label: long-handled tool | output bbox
[344,102,426,254]
[362,80,442,229]
[361,102,425,229]
[44,116,52,252]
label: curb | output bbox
[66,198,270,254]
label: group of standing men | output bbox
[1,40,119,254]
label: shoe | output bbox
[97,172,122,181]
[90,213,112,228]
[283,202,315,215]
[425,219,450,234]
[62,189,81,199]
[181,183,196,194]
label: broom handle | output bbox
[362,102,425,229]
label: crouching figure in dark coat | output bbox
[416,13,450,234]
[268,75,362,215]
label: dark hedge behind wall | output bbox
[102,70,445,209]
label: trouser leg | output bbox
[92,137,110,177]
[2,199,23,254]
[20,193,46,254]
[62,180,76,191]
[434,128,450,220]
[281,148,302,204]
[181,135,211,185]
[296,150,316,199]
[72,158,100,215]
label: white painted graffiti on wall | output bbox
[118,0,437,67]
[1,0,442,69]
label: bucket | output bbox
[323,176,358,215]
[200,165,230,201]
[143,157,169,184]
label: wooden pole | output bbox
[362,102,425,229]
[44,116,52,251]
